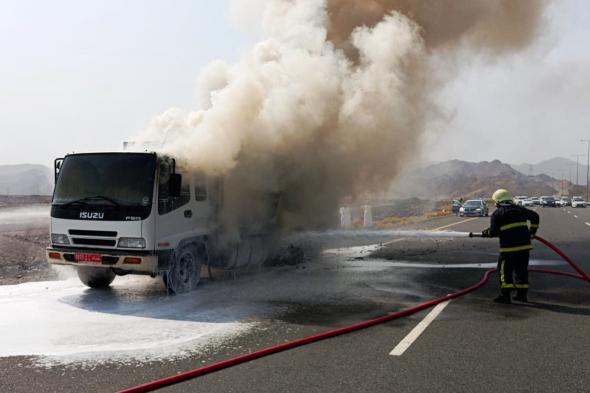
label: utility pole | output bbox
[582,139,590,201]
[572,154,584,186]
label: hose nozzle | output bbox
[469,232,482,238]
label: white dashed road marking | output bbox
[390,301,451,357]
[383,237,406,246]
[573,215,578,219]
[432,218,478,231]
[585,222,590,227]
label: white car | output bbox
[572,196,587,208]
[521,198,535,207]
[559,196,571,207]
[514,196,528,206]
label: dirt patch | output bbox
[0,230,56,285]
[0,201,55,285]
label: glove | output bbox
[481,229,491,238]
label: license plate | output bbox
[75,253,102,263]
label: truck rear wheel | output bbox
[164,245,201,294]
[77,267,116,289]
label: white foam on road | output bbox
[0,276,255,366]
[323,244,381,258]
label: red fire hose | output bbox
[532,235,590,281]
[117,235,588,393]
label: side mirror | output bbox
[54,158,64,184]
[169,173,182,198]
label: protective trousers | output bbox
[497,250,530,297]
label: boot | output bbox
[513,290,528,302]
[493,294,511,304]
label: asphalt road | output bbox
[1,206,588,393]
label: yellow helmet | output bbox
[492,189,513,204]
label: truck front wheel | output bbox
[77,267,116,289]
[164,245,202,294]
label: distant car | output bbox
[514,196,528,206]
[530,197,541,206]
[559,196,571,207]
[459,199,489,217]
[540,196,556,207]
[451,200,462,215]
[572,196,587,208]
[521,198,535,207]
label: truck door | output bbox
[192,172,210,225]
[155,162,202,252]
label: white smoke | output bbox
[137,0,546,231]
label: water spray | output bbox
[288,229,471,243]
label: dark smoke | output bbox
[327,0,547,54]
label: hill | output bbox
[512,157,588,186]
[0,164,53,195]
[389,159,565,200]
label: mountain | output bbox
[0,164,53,195]
[512,157,589,186]
[389,159,564,200]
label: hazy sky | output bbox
[1,0,589,167]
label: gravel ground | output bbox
[0,202,54,285]
[0,228,55,285]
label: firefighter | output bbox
[481,189,540,304]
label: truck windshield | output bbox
[53,153,156,207]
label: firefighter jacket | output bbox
[486,203,540,253]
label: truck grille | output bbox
[69,230,118,237]
[72,238,117,247]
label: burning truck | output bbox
[46,151,278,294]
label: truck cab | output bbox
[46,151,261,293]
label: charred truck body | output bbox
[46,152,276,293]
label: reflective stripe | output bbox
[500,222,529,231]
[500,259,507,287]
[501,283,516,289]
[500,245,533,253]
[530,224,539,229]
[515,284,529,289]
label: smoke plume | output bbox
[139,0,547,232]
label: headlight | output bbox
[118,237,146,249]
[476,208,482,211]
[51,233,70,245]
